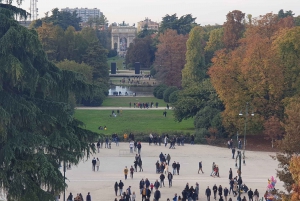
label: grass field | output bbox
[102,97,167,107]
[74,110,194,134]
[107,56,125,70]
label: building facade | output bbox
[137,17,159,33]
[61,7,102,22]
[111,22,137,56]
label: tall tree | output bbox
[159,13,197,35]
[0,5,98,201]
[182,26,206,87]
[125,36,155,69]
[154,29,188,87]
[42,8,81,31]
[209,13,294,134]
[223,10,245,49]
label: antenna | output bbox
[30,0,38,20]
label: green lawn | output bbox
[102,97,167,107]
[74,110,194,134]
[107,56,125,70]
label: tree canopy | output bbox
[0,5,99,200]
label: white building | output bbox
[61,7,102,22]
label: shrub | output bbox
[153,84,167,97]
[169,91,179,103]
[108,49,118,58]
[163,86,178,102]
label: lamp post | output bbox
[63,161,66,201]
[239,102,254,165]
[236,151,242,201]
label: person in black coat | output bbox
[213,184,218,200]
[160,173,165,187]
[218,185,223,198]
[248,188,254,201]
[114,182,118,196]
[224,187,229,201]
[206,186,211,201]
[154,189,161,201]
[176,162,181,175]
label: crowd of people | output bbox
[76,134,266,201]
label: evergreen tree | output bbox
[0,5,98,201]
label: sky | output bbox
[18,0,300,25]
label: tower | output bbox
[30,0,38,20]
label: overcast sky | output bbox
[19,0,300,25]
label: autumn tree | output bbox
[289,156,300,201]
[263,116,284,148]
[209,13,295,134]
[223,10,245,49]
[154,29,188,87]
[0,4,99,200]
[182,26,206,87]
[274,97,300,193]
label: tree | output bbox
[278,9,294,19]
[275,97,300,192]
[137,24,157,38]
[263,116,284,148]
[223,10,245,49]
[182,26,206,87]
[125,36,155,69]
[56,60,93,82]
[154,29,188,87]
[163,86,178,103]
[159,13,197,35]
[209,13,295,134]
[289,156,300,201]
[0,6,98,200]
[42,8,81,31]
[83,41,109,85]
[204,28,224,65]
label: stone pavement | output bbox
[62,143,283,201]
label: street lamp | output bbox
[236,151,242,201]
[238,102,254,165]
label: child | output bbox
[132,191,136,201]
[150,183,154,192]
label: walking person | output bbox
[124,166,128,180]
[213,184,218,200]
[164,136,168,147]
[232,147,236,159]
[248,189,254,201]
[210,162,215,176]
[160,173,165,187]
[130,140,134,153]
[206,186,211,201]
[229,179,234,195]
[172,161,177,175]
[253,189,259,201]
[96,158,100,171]
[92,157,96,171]
[97,140,101,153]
[114,182,118,196]
[218,185,223,198]
[130,165,134,179]
[154,188,161,201]
[168,172,173,187]
[86,192,91,201]
[229,168,232,180]
[137,142,142,154]
[176,162,180,175]
[167,154,171,165]
[224,187,229,201]
[119,180,124,196]
[198,161,204,174]
[67,193,73,201]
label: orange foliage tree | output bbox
[208,13,294,134]
[154,29,188,87]
[289,156,300,201]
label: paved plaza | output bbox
[63,142,283,201]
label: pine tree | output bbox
[0,5,98,201]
